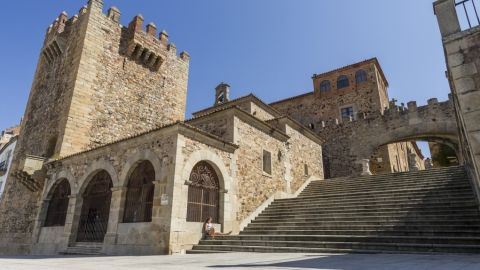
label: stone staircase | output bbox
[61,242,103,256]
[189,166,480,254]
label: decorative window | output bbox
[319,80,331,92]
[304,164,309,176]
[355,69,368,83]
[277,150,282,162]
[44,179,71,227]
[186,161,220,223]
[308,123,315,130]
[341,106,354,120]
[123,161,155,223]
[263,150,272,175]
[337,75,350,89]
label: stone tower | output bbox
[20,0,189,160]
[0,0,190,254]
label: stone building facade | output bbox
[270,59,425,177]
[0,0,463,256]
[0,0,323,255]
[434,0,480,201]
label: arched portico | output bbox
[118,149,162,187]
[66,160,118,245]
[76,170,113,242]
[180,150,233,229]
[351,122,460,167]
[320,100,461,177]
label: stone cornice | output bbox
[177,123,238,153]
[50,121,238,164]
[191,93,283,119]
[188,106,290,142]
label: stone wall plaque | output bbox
[161,194,169,205]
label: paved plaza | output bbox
[1,253,480,270]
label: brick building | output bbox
[270,59,425,177]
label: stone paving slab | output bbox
[1,253,480,270]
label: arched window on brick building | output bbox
[319,80,331,92]
[337,75,350,89]
[355,69,368,83]
[44,179,71,227]
[123,161,155,223]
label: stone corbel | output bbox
[184,180,192,186]
[219,189,229,194]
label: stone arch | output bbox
[43,178,71,227]
[348,119,460,176]
[123,160,156,223]
[44,170,75,200]
[76,170,113,242]
[118,149,162,187]
[77,159,119,195]
[181,150,232,227]
[181,150,231,192]
[351,121,459,162]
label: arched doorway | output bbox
[123,161,155,223]
[186,161,220,223]
[44,179,71,227]
[76,170,113,242]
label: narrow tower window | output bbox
[263,150,272,175]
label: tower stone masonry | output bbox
[0,0,189,254]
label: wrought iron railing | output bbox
[456,0,480,30]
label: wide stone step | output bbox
[315,167,465,184]
[204,234,480,245]
[258,209,480,218]
[302,182,470,194]
[240,229,480,237]
[192,241,480,253]
[311,170,466,183]
[259,205,479,216]
[308,177,467,190]
[186,249,233,254]
[60,242,103,256]
[188,244,382,254]
[265,199,477,211]
[276,193,475,206]
[190,166,479,254]
[316,172,466,183]
[243,224,480,231]
[297,186,474,199]
[254,214,480,222]
[248,219,480,227]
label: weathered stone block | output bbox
[454,77,477,94]
[451,62,478,80]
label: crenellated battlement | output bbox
[41,0,190,70]
[316,97,453,130]
[124,14,190,71]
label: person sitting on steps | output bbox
[204,216,231,239]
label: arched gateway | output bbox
[76,170,113,242]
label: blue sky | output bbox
[0,0,449,157]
